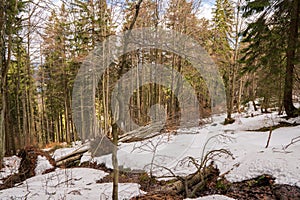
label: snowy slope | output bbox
[81,112,300,187]
[1,110,299,199]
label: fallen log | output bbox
[56,154,83,167]
[54,144,89,167]
[161,163,220,198]
[158,148,233,198]
[119,121,165,142]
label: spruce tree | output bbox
[242,0,300,117]
[211,0,235,122]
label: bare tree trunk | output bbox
[64,96,70,143]
[40,57,46,145]
[26,14,37,146]
[237,77,243,112]
[278,72,284,115]
[112,123,119,200]
[0,91,6,161]
[22,91,30,146]
[250,73,257,111]
[227,0,242,120]
[284,0,299,117]
[112,1,143,199]
[0,0,14,160]
[136,52,141,124]
[16,40,22,148]
[0,0,4,165]
[80,86,86,141]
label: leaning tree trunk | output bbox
[284,0,299,117]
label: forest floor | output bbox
[0,105,300,199]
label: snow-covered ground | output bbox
[0,168,145,199]
[0,156,21,184]
[35,155,54,175]
[0,109,299,199]
[185,195,235,200]
[82,111,300,188]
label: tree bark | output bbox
[284,0,299,117]
[0,3,5,161]
[112,123,119,200]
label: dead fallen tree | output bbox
[118,121,165,143]
[118,120,202,143]
[133,171,300,199]
[143,134,235,198]
[159,148,233,198]
[54,143,89,167]
[161,163,220,197]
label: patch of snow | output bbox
[286,116,300,124]
[98,183,146,199]
[246,101,257,113]
[224,113,282,132]
[81,151,93,163]
[0,156,21,183]
[0,167,145,199]
[185,194,235,200]
[72,140,83,147]
[218,126,300,187]
[81,132,210,177]
[35,155,54,175]
[42,147,52,152]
